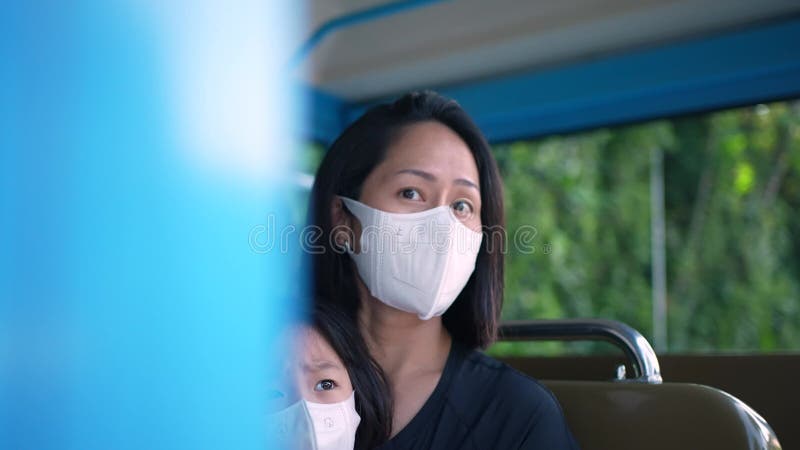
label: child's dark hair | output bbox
[309,302,393,449]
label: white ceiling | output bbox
[296,0,800,101]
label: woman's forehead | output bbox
[380,122,478,178]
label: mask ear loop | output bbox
[337,197,358,255]
[333,236,352,254]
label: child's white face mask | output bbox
[340,197,483,320]
[305,391,361,450]
[267,390,361,450]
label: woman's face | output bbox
[292,325,354,404]
[356,121,482,231]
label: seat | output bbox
[498,320,782,450]
[545,380,781,450]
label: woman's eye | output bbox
[314,379,337,392]
[400,188,421,201]
[452,199,474,217]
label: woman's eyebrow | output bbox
[395,168,435,181]
[395,169,479,191]
[454,178,480,191]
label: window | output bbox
[492,99,800,355]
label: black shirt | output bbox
[375,341,580,450]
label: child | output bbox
[267,302,392,450]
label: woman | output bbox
[309,91,579,449]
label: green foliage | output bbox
[491,100,800,356]
[290,143,325,224]
[297,142,326,176]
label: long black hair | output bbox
[309,302,393,449]
[309,91,506,349]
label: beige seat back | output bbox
[544,381,782,450]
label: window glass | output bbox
[492,99,800,355]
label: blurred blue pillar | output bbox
[1,1,301,448]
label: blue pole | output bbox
[1,2,300,448]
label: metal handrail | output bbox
[498,319,663,383]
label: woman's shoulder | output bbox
[452,346,564,414]
[445,346,579,449]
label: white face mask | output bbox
[266,396,316,450]
[304,391,361,450]
[340,197,483,320]
[266,391,361,450]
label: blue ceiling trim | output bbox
[472,61,800,142]
[441,17,800,142]
[309,16,800,144]
[290,0,448,68]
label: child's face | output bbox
[292,325,354,404]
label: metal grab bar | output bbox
[498,319,663,384]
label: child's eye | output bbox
[400,188,421,201]
[314,379,337,392]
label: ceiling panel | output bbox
[297,0,800,101]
